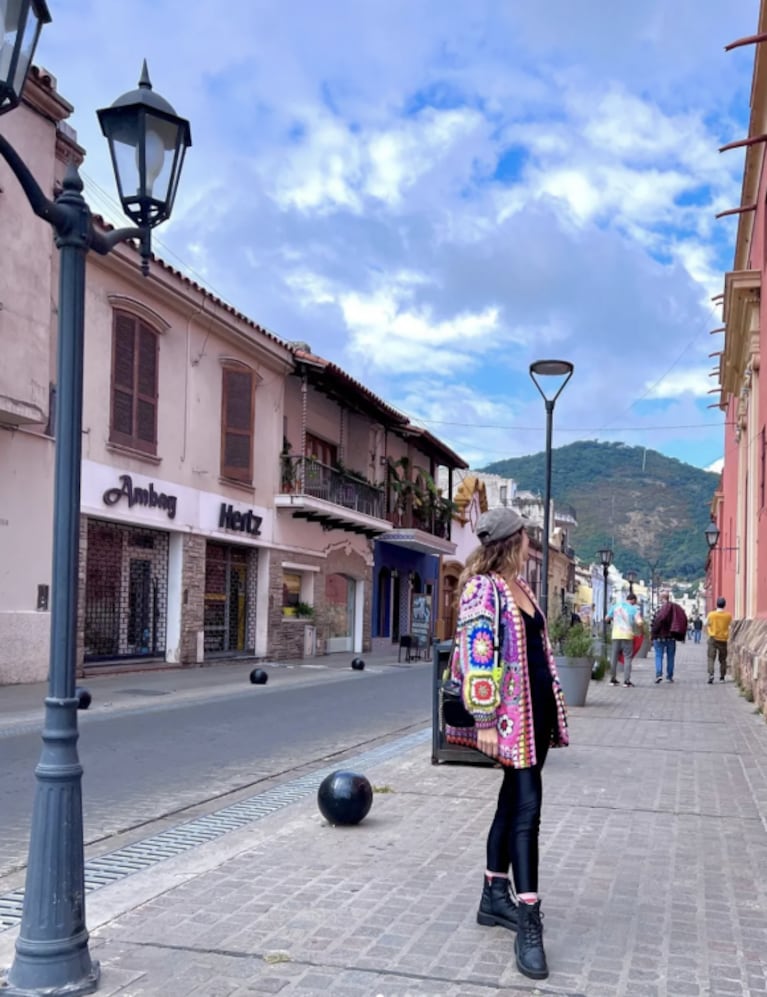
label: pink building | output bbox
[714,2,767,707]
[0,69,466,684]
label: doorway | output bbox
[325,573,355,653]
[204,543,249,654]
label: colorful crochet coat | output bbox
[445,573,569,767]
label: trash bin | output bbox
[431,640,494,766]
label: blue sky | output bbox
[35,0,759,472]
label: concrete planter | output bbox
[555,656,592,707]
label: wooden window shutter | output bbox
[110,312,159,454]
[136,324,158,446]
[222,367,254,482]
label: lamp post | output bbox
[704,522,738,611]
[529,359,574,619]
[704,522,738,555]
[626,569,637,596]
[598,547,613,658]
[0,11,191,994]
[704,522,720,550]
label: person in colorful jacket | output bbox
[445,506,569,982]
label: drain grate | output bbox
[0,727,429,930]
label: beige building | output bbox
[0,69,466,685]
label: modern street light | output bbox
[0,11,191,994]
[529,359,574,619]
[598,547,613,658]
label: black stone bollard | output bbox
[249,668,268,685]
[317,770,373,826]
[75,687,91,710]
[350,657,365,671]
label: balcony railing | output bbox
[280,456,385,519]
[387,508,451,540]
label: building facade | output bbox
[711,1,767,710]
[0,70,466,684]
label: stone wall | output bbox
[729,618,767,712]
[180,534,206,664]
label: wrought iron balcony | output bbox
[280,455,385,520]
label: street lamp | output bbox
[704,522,738,553]
[0,14,191,995]
[626,569,637,596]
[704,522,720,549]
[529,359,574,619]
[598,547,613,657]
[0,0,51,115]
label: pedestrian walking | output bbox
[651,591,687,683]
[693,614,703,644]
[706,597,733,683]
[606,590,643,686]
[444,506,569,981]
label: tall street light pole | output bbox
[626,569,637,596]
[0,9,191,993]
[598,547,613,659]
[529,359,574,620]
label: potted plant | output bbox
[554,621,594,707]
[296,601,315,619]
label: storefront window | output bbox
[283,572,301,616]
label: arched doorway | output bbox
[325,573,356,653]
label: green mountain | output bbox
[481,441,719,582]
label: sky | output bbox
[34,0,760,473]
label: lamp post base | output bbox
[1,698,98,997]
[1,957,99,996]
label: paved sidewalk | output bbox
[3,641,767,996]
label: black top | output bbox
[520,605,556,732]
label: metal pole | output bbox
[4,169,99,995]
[602,564,609,657]
[540,399,554,619]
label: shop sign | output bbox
[103,474,178,520]
[218,503,262,536]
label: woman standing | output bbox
[445,506,569,981]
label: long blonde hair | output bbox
[457,529,526,601]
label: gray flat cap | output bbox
[475,507,528,546]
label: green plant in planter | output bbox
[561,624,594,659]
[295,601,315,619]
[547,614,570,654]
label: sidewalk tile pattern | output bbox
[5,644,767,995]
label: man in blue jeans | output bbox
[651,591,685,683]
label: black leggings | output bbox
[486,708,553,893]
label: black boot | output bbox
[476,875,518,931]
[515,900,548,980]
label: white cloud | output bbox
[32,0,754,472]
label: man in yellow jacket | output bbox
[706,597,733,684]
